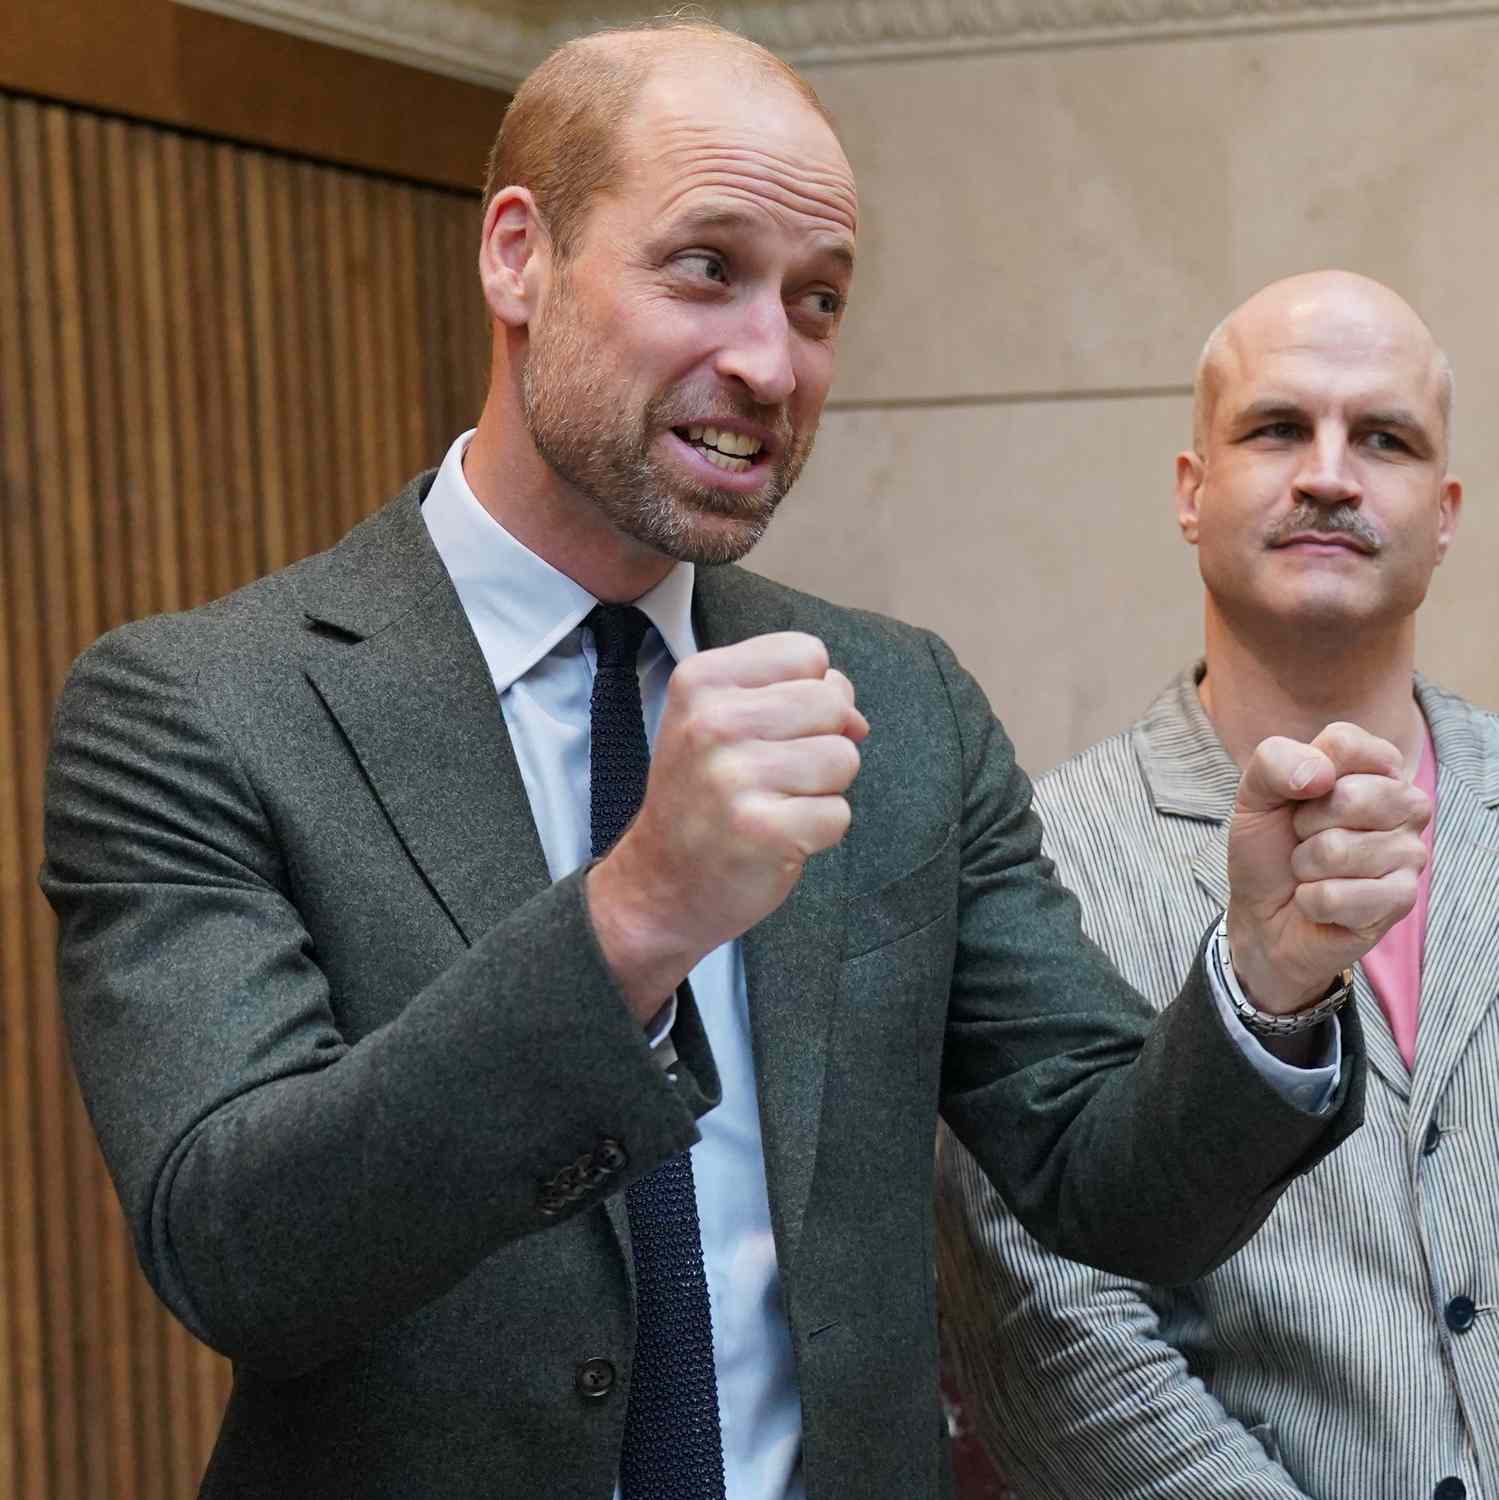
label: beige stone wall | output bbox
[749,16,1499,773]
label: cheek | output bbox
[791,343,836,413]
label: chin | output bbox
[620,484,783,566]
[650,511,772,566]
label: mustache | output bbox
[1267,504,1383,554]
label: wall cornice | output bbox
[173,0,1499,89]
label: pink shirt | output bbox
[1358,723,1437,1071]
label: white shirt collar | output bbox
[421,431,697,690]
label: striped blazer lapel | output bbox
[1136,665,1235,913]
[1352,971,1411,1101]
[1407,678,1499,1143]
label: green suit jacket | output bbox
[42,473,1364,1498]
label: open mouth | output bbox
[674,424,765,474]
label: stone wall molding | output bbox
[173,0,1499,89]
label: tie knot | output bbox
[588,604,652,669]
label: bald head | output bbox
[484,20,837,262]
[1192,271,1454,460]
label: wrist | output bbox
[585,847,702,1025]
[1216,915,1353,1037]
[1222,910,1325,1015]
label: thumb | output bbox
[1236,736,1336,814]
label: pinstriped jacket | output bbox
[941,665,1499,1500]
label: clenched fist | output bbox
[587,632,867,1021]
[1226,721,1431,1018]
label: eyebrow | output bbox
[1358,407,1432,441]
[654,202,856,275]
[1230,399,1309,429]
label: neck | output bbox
[460,397,674,606]
[1200,603,1424,774]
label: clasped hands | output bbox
[586,634,1431,1029]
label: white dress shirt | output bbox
[421,429,1339,1498]
[423,433,804,1500]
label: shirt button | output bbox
[1422,1120,1443,1156]
[1433,1478,1466,1500]
[1444,1296,1477,1333]
[576,1358,616,1399]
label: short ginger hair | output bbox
[483,18,837,262]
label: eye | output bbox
[1251,421,1303,442]
[794,287,844,329]
[1366,430,1411,454]
[675,251,729,285]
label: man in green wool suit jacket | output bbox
[42,22,1426,1500]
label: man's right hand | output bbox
[586,631,868,1023]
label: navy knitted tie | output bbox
[586,604,727,1500]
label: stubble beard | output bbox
[519,280,816,566]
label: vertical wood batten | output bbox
[214,143,260,593]
[46,98,110,1500]
[2,86,488,1498]
[0,95,40,1500]
[69,103,145,1500]
[15,93,87,1500]
[323,168,360,538]
[295,161,339,553]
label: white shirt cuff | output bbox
[644,994,678,1072]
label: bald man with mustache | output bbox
[940,271,1497,1500]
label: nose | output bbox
[714,293,797,406]
[1295,425,1362,509]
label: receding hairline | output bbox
[561,20,834,109]
[483,19,841,237]
[1190,285,1456,456]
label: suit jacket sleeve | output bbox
[936,1130,1313,1499]
[928,633,1365,1284]
[42,617,718,1378]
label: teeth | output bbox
[679,425,765,461]
[703,448,751,473]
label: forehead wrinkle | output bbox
[655,173,858,250]
[647,123,857,227]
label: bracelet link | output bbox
[1213,916,1353,1038]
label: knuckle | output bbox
[833,796,853,837]
[1405,785,1433,827]
[801,634,831,678]
[671,654,705,694]
[680,701,727,753]
[835,738,861,785]
[1318,828,1349,866]
[1293,881,1329,922]
[823,796,853,845]
[729,797,775,848]
[710,745,752,798]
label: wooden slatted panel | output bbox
[0,89,490,1500]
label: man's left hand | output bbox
[1226,722,1431,1017]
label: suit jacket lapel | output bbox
[694,565,845,1273]
[292,479,552,947]
[1408,680,1499,1139]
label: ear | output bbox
[478,186,551,328]
[1434,474,1463,563]
[1175,450,1205,545]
